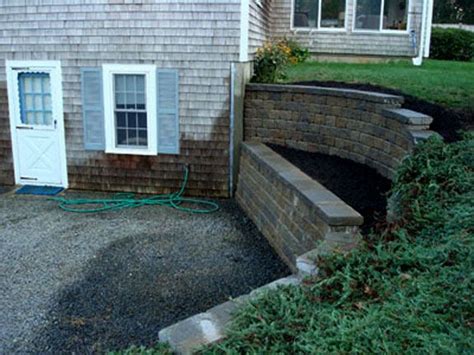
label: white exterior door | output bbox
[6,61,68,187]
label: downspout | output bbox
[229,63,236,196]
[230,0,250,195]
[423,0,434,58]
[412,0,429,65]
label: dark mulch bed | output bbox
[291,80,473,142]
[268,144,391,234]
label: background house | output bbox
[256,0,433,60]
[0,0,433,198]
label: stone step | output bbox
[382,108,433,126]
[410,130,441,144]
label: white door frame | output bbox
[5,60,68,188]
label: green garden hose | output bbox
[51,166,219,214]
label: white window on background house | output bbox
[354,0,408,31]
[102,65,157,155]
[293,0,346,29]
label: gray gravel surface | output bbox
[0,191,289,354]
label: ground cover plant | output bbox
[203,134,474,353]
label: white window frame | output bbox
[352,0,411,34]
[291,0,348,32]
[102,64,157,156]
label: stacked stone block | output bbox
[244,84,436,180]
[236,142,362,270]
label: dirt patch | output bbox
[290,80,473,142]
[267,144,391,234]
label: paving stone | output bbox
[159,276,300,354]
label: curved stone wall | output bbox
[244,84,437,179]
[237,142,362,270]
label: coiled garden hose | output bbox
[51,166,219,214]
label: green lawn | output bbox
[284,60,474,110]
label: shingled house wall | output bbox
[248,0,273,59]
[0,1,241,197]
[0,84,13,186]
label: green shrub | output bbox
[252,39,309,83]
[203,134,474,353]
[430,28,474,61]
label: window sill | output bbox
[351,30,410,35]
[105,147,156,156]
[292,27,347,33]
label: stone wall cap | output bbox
[242,142,363,226]
[247,83,404,104]
[383,108,433,125]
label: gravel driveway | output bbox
[0,191,289,353]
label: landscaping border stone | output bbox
[158,275,301,354]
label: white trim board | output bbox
[239,0,250,62]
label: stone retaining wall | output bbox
[245,84,436,179]
[236,142,362,270]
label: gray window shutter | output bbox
[81,67,105,150]
[157,69,180,154]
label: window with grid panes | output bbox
[114,74,147,147]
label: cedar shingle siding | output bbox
[0,0,241,197]
[248,0,273,59]
[0,85,13,186]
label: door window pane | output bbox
[18,72,53,125]
[294,0,319,27]
[114,74,147,148]
[355,0,382,30]
[321,0,346,28]
[383,0,407,30]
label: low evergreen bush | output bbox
[430,28,474,61]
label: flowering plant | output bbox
[253,39,309,83]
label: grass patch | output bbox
[108,344,172,355]
[284,60,474,110]
[203,134,474,353]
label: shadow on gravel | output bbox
[33,202,290,353]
